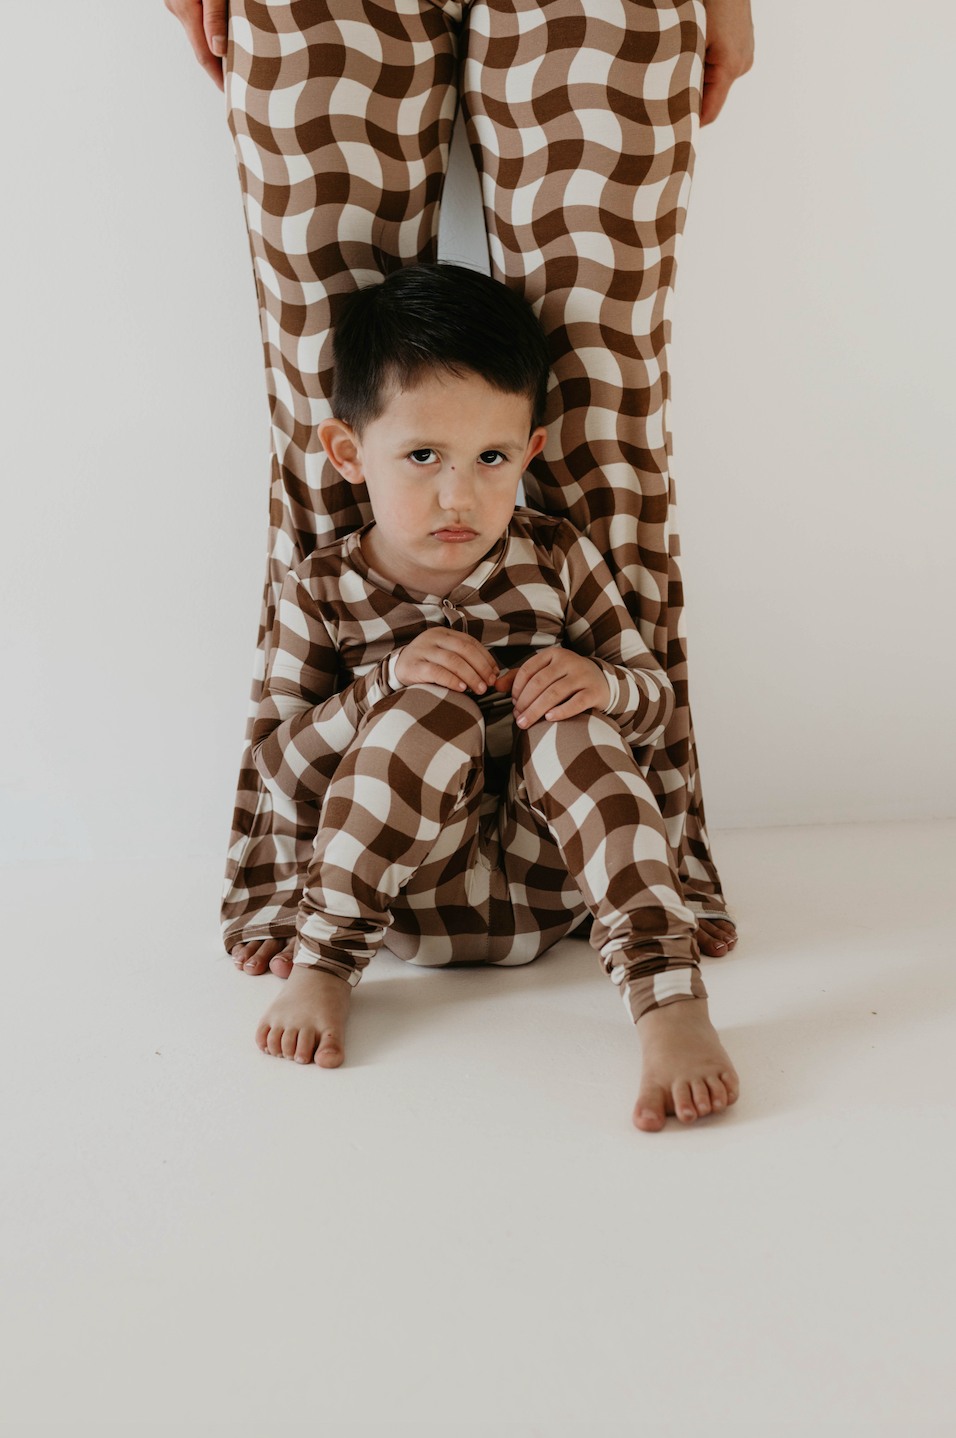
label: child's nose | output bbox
[438,466,476,512]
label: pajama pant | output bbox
[292,684,706,1022]
[220,0,733,952]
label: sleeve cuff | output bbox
[600,662,620,715]
[385,649,404,693]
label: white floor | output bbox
[2,819,954,1437]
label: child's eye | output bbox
[408,449,437,465]
[479,450,506,466]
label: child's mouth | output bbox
[432,528,478,543]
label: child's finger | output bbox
[430,651,493,693]
[510,650,557,704]
[541,692,594,721]
[516,681,581,728]
[414,661,478,692]
[434,634,498,686]
[513,661,569,713]
[414,638,489,692]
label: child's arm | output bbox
[503,525,675,747]
[563,528,675,745]
[250,568,400,804]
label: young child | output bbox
[232,263,739,1132]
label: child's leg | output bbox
[509,711,740,1129]
[255,685,486,1063]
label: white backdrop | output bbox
[1,1,953,866]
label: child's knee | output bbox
[519,709,627,775]
[363,684,485,758]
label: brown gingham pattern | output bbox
[251,510,705,1021]
[222,0,731,954]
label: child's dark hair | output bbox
[331,263,551,433]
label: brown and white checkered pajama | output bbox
[291,686,705,1024]
[250,509,706,1021]
[221,0,733,957]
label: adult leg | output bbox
[460,0,733,927]
[221,0,462,957]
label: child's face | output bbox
[318,369,547,595]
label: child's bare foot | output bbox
[696,918,738,958]
[231,937,295,977]
[255,964,352,1066]
[633,997,739,1132]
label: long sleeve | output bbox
[251,569,397,803]
[555,526,674,747]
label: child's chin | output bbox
[429,539,483,554]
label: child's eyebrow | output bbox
[396,437,523,452]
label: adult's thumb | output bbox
[204,0,229,56]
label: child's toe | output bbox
[632,1081,668,1131]
[707,1075,729,1111]
[270,947,295,978]
[315,1031,344,1068]
[673,1080,697,1123]
[691,1078,712,1115]
[293,1028,318,1063]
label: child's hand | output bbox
[393,629,500,695]
[496,648,611,727]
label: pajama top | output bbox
[251,507,676,801]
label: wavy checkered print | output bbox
[250,511,705,1021]
[221,0,730,955]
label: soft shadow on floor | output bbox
[328,938,602,1066]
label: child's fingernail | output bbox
[477,682,486,692]
[211,35,226,55]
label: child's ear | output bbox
[318,418,363,481]
[523,425,548,468]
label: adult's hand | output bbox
[700,0,754,126]
[165,0,229,92]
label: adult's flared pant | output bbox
[220,0,731,951]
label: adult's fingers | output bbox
[700,61,735,126]
[203,0,229,57]
[699,3,754,126]
[165,0,226,91]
